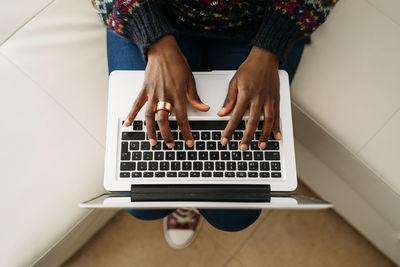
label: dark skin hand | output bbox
[124,34,210,148]
[124,35,281,150]
[218,46,281,151]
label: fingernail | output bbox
[221,138,228,145]
[186,140,194,147]
[149,139,157,146]
[240,143,248,151]
[276,132,282,140]
[167,143,174,149]
[218,108,225,114]
[259,142,266,150]
[124,120,130,126]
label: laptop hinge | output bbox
[130,185,271,202]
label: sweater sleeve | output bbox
[92,0,175,62]
[250,0,338,61]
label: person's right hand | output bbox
[123,35,210,148]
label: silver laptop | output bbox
[80,70,331,209]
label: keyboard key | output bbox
[177,151,186,160]
[132,172,142,178]
[149,162,158,170]
[266,141,279,150]
[250,141,259,150]
[155,151,164,160]
[260,172,270,178]
[166,152,175,160]
[178,172,189,177]
[122,132,145,140]
[120,172,130,178]
[205,162,214,170]
[201,132,211,140]
[210,151,219,160]
[121,152,130,160]
[221,151,230,160]
[207,141,217,150]
[255,131,262,140]
[121,162,135,171]
[225,172,235,177]
[260,162,270,171]
[271,162,281,171]
[190,172,200,177]
[121,142,128,152]
[212,131,221,140]
[174,141,184,150]
[130,141,139,150]
[155,172,165,177]
[188,152,197,160]
[167,172,177,177]
[265,152,280,160]
[216,162,225,170]
[238,162,247,170]
[249,162,258,170]
[218,142,227,150]
[132,152,141,160]
[248,172,258,177]
[232,152,241,160]
[157,132,162,140]
[160,162,169,170]
[182,162,192,170]
[194,162,203,170]
[196,141,206,150]
[189,120,228,130]
[199,151,208,160]
[202,171,212,177]
[155,121,177,130]
[144,172,154,177]
[133,120,143,130]
[141,142,150,150]
[254,151,263,160]
[227,162,236,170]
[229,141,239,150]
[213,172,223,177]
[243,151,252,160]
[151,142,161,150]
[137,162,147,171]
[192,132,200,140]
[171,162,180,170]
[233,131,243,140]
[171,131,178,140]
[143,152,153,160]
[236,172,246,178]
[163,142,172,150]
[272,172,282,178]
[185,143,194,150]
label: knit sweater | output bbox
[91,0,337,62]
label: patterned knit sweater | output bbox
[91,0,337,62]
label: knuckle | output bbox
[176,114,188,125]
[248,115,259,124]
[157,115,168,124]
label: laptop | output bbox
[80,70,332,209]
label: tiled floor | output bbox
[62,182,395,267]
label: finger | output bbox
[145,98,157,146]
[218,77,238,116]
[272,101,281,140]
[174,101,194,147]
[187,76,210,112]
[240,103,261,151]
[157,108,174,148]
[124,89,147,126]
[221,95,249,145]
[258,105,274,150]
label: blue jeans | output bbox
[107,28,304,232]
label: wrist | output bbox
[148,35,179,58]
[248,46,279,67]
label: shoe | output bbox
[163,208,202,249]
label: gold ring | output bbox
[156,101,173,115]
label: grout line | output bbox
[364,0,400,29]
[0,51,105,150]
[0,0,58,47]
[219,210,274,267]
[356,106,400,154]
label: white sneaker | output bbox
[163,208,202,249]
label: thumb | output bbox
[218,77,238,116]
[187,77,210,111]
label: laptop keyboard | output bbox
[119,120,282,179]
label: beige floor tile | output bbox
[223,257,245,267]
[235,199,395,267]
[62,211,231,267]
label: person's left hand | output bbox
[217,46,281,151]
